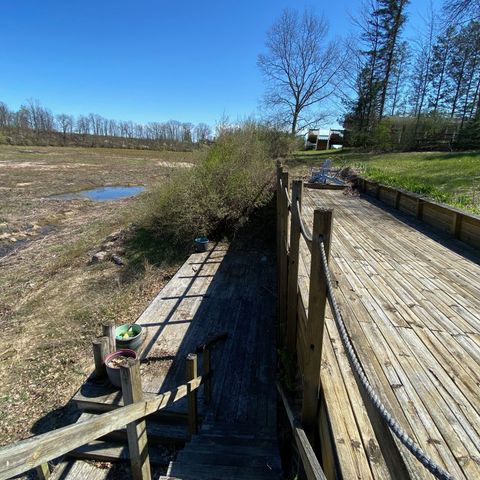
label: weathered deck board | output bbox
[53,233,278,479]
[301,188,480,479]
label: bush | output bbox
[142,122,290,247]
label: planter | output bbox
[194,236,209,252]
[104,349,137,388]
[115,323,144,352]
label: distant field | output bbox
[288,150,480,214]
[0,145,202,444]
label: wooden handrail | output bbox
[277,382,326,480]
[0,375,206,480]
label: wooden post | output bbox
[452,212,462,239]
[301,209,333,441]
[394,190,401,209]
[276,162,283,342]
[279,169,290,342]
[286,180,303,355]
[416,198,424,220]
[102,324,116,354]
[36,463,50,479]
[92,336,109,378]
[202,347,211,405]
[375,183,381,199]
[120,359,151,480]
[186,353,198,436]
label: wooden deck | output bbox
[299,188,480,479]
[50,234,280,478]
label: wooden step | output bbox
[176,449,279,468]
[68,440,170,465]
[166,461,281,479]
[187,439,278,457]
[79,412,188,446]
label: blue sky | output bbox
[0,0,440,128]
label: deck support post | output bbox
[102,324,116,354]
[202,347,211,405]
[452,212,462,238]
[394,190,401,209]
[92,336,109,378]
[35,463,50,479]
[286,180,303,355]
[186,353,199,437]
[416,198,424,220]
[301,208,333,441]
[277,166,290,344]
[120,359,151,480]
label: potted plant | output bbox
[104,349,137,388]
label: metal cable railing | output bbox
[317,237,455,480]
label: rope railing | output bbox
[293,198,313,249]
[316,237,455,480]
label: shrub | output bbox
[142,122,289,247]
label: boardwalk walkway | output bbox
[50,226,280,479]
[299,188,480,479]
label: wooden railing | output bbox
[358,177,480,250]
[276,163,332,479]
[0,346,212,480]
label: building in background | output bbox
[305,128,346,150]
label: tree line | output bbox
[0,99,212,149]
[258,0,480,150]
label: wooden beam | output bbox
[452,212,462,239]
[186,353,198,436]
[35,463,50,480]
[0,376,205,479]
[277,383,326,480]
[92,336,109,378]
[279,169,290,343]
[120,359,151,480]
[286,180,303,355]
[102,324,116,354]
[301,209,333,441]
[394,190,401,209]
[416,198,424,220]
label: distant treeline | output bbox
[0,99,213,150]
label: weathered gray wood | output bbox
[120,359,151,480]
[202,347,211,405]
[92,336,109,378]
[186,353,198,436]
[279,169,290,342]
[102,324,116,354]
[286,180,303,355]
[0,376,204,479]
[416,198,424,220]
[36,462,50,480]
[452,212,462,238]
[301,209,333,440]
[277,383,326,480]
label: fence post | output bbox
[301,208,333,441]
[120,359,151,480]
[416,198,424,220]
[186,353,198,436]
[202,347,211,405]
[102,324,116,354]
[279,169,290,342]
[35,463,50,480]
[92,336,109,378]
[286,180,303,355]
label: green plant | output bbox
[141,122,286,245]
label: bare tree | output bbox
[194,123,212,142]
[258,9,343,134]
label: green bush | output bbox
[142,122,290,246]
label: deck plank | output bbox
[300,188,480,479]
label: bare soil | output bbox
[0,145,201,445]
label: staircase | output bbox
[161,423,282,480]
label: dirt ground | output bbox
[0,145,202,445]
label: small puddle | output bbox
[49,186,145,202]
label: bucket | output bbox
[115,323,144,352]
[104,349,137,388]
[194,236,209,252]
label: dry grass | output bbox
[0,145,201,445]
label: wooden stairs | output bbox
[162,423,282,480]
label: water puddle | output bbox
[49,186,145,202]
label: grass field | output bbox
[0,146,203,444]
[288,149,480,214]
